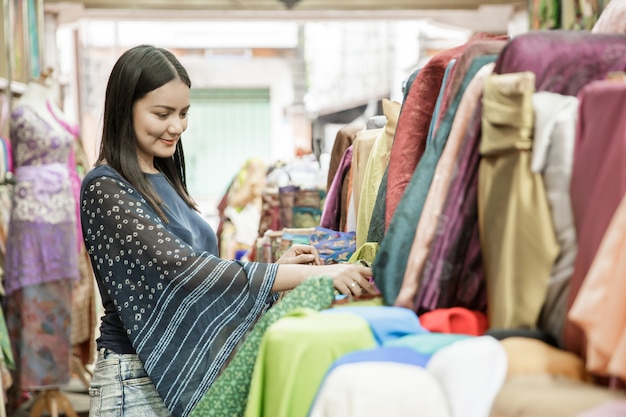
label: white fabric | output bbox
[309,362,451,417]
[531,92,579,345]
[426,336,507,417]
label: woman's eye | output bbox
[157,113,168,119]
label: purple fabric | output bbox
[320,145,353,230]
[419,31,626,315]
[5,105,79,294]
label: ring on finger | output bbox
[350,281,358,289]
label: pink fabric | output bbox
[568,191,626,382]
[592,0,626,34]
[564,80,626,359]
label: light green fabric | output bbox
[190,276,335,417]
[244,310,377,417]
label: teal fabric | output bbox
[384,332,471,356]
[426,60,457,146]
[189,276,335,417]
[373,54,498,305]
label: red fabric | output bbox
[563,80,626,358]
[419,307,488,336]
[384,32,502,230]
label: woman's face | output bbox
[132,78,190,173]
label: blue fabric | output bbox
[81,165,278,417]
[322,306,428,344]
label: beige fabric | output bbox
[500,337,591,383]
[569,192,626,382]
[350,128,381,226]
[479,72,559,329]
[394,63,495,309]
[490,374,626,417]
[356,99,401,248]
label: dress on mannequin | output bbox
[4,73,80,416]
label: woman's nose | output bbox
[168,118,184,134]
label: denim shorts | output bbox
[89,348,172,417]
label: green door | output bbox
[184,88,271,204]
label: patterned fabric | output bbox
[309,226,356,264]
[81,166,279,417]
[5,104,79,294]
[190,276,335,417]
[6,280,72,390]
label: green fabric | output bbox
[244,309,376,417]
[189,276,335,417]
[348,242,379,264]
[0,308,14,369]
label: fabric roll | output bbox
[426,336,507,417]
[320,146,352,231]
[392,45,504,311]
[373,58,457,305]
[422,31,626,330]
[356,99,400,248]
[314,361,450,417]
[243,310,376,417]
[409,62,494,313]
[575,401,626,417]
[190,277,335,417]
[384,32,503,231]
[309,361,450,417]
[490,374,626,417]
[322,305,427,345]
[326,125,361,192]
[564,80,626,360]
[350,128,381,227]
[479,71,559,329]
[531,92,579,346]
[568,191,626,382]
[383,332,470,356]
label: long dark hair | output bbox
[97,44,197,221]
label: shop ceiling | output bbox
[44,0,525,28]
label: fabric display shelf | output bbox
[267,5,625,416]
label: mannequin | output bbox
[5,69,80,417]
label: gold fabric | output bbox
[478,72,559,329]
[356,99,401,248]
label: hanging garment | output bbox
[390,41,505,311]
[190,277,335,417]
[531,92,579,347]
[568,181,626,382]
[563,80,626,360]
[356,99,400,248]
[409,62,494,313]
[422,31,626,323]
[243,310,377,417]
[6,102,80,391]
[479,71,559,329]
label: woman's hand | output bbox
[318,263,379,297]
[276,244,323,265]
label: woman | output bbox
[81,45,376,417]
